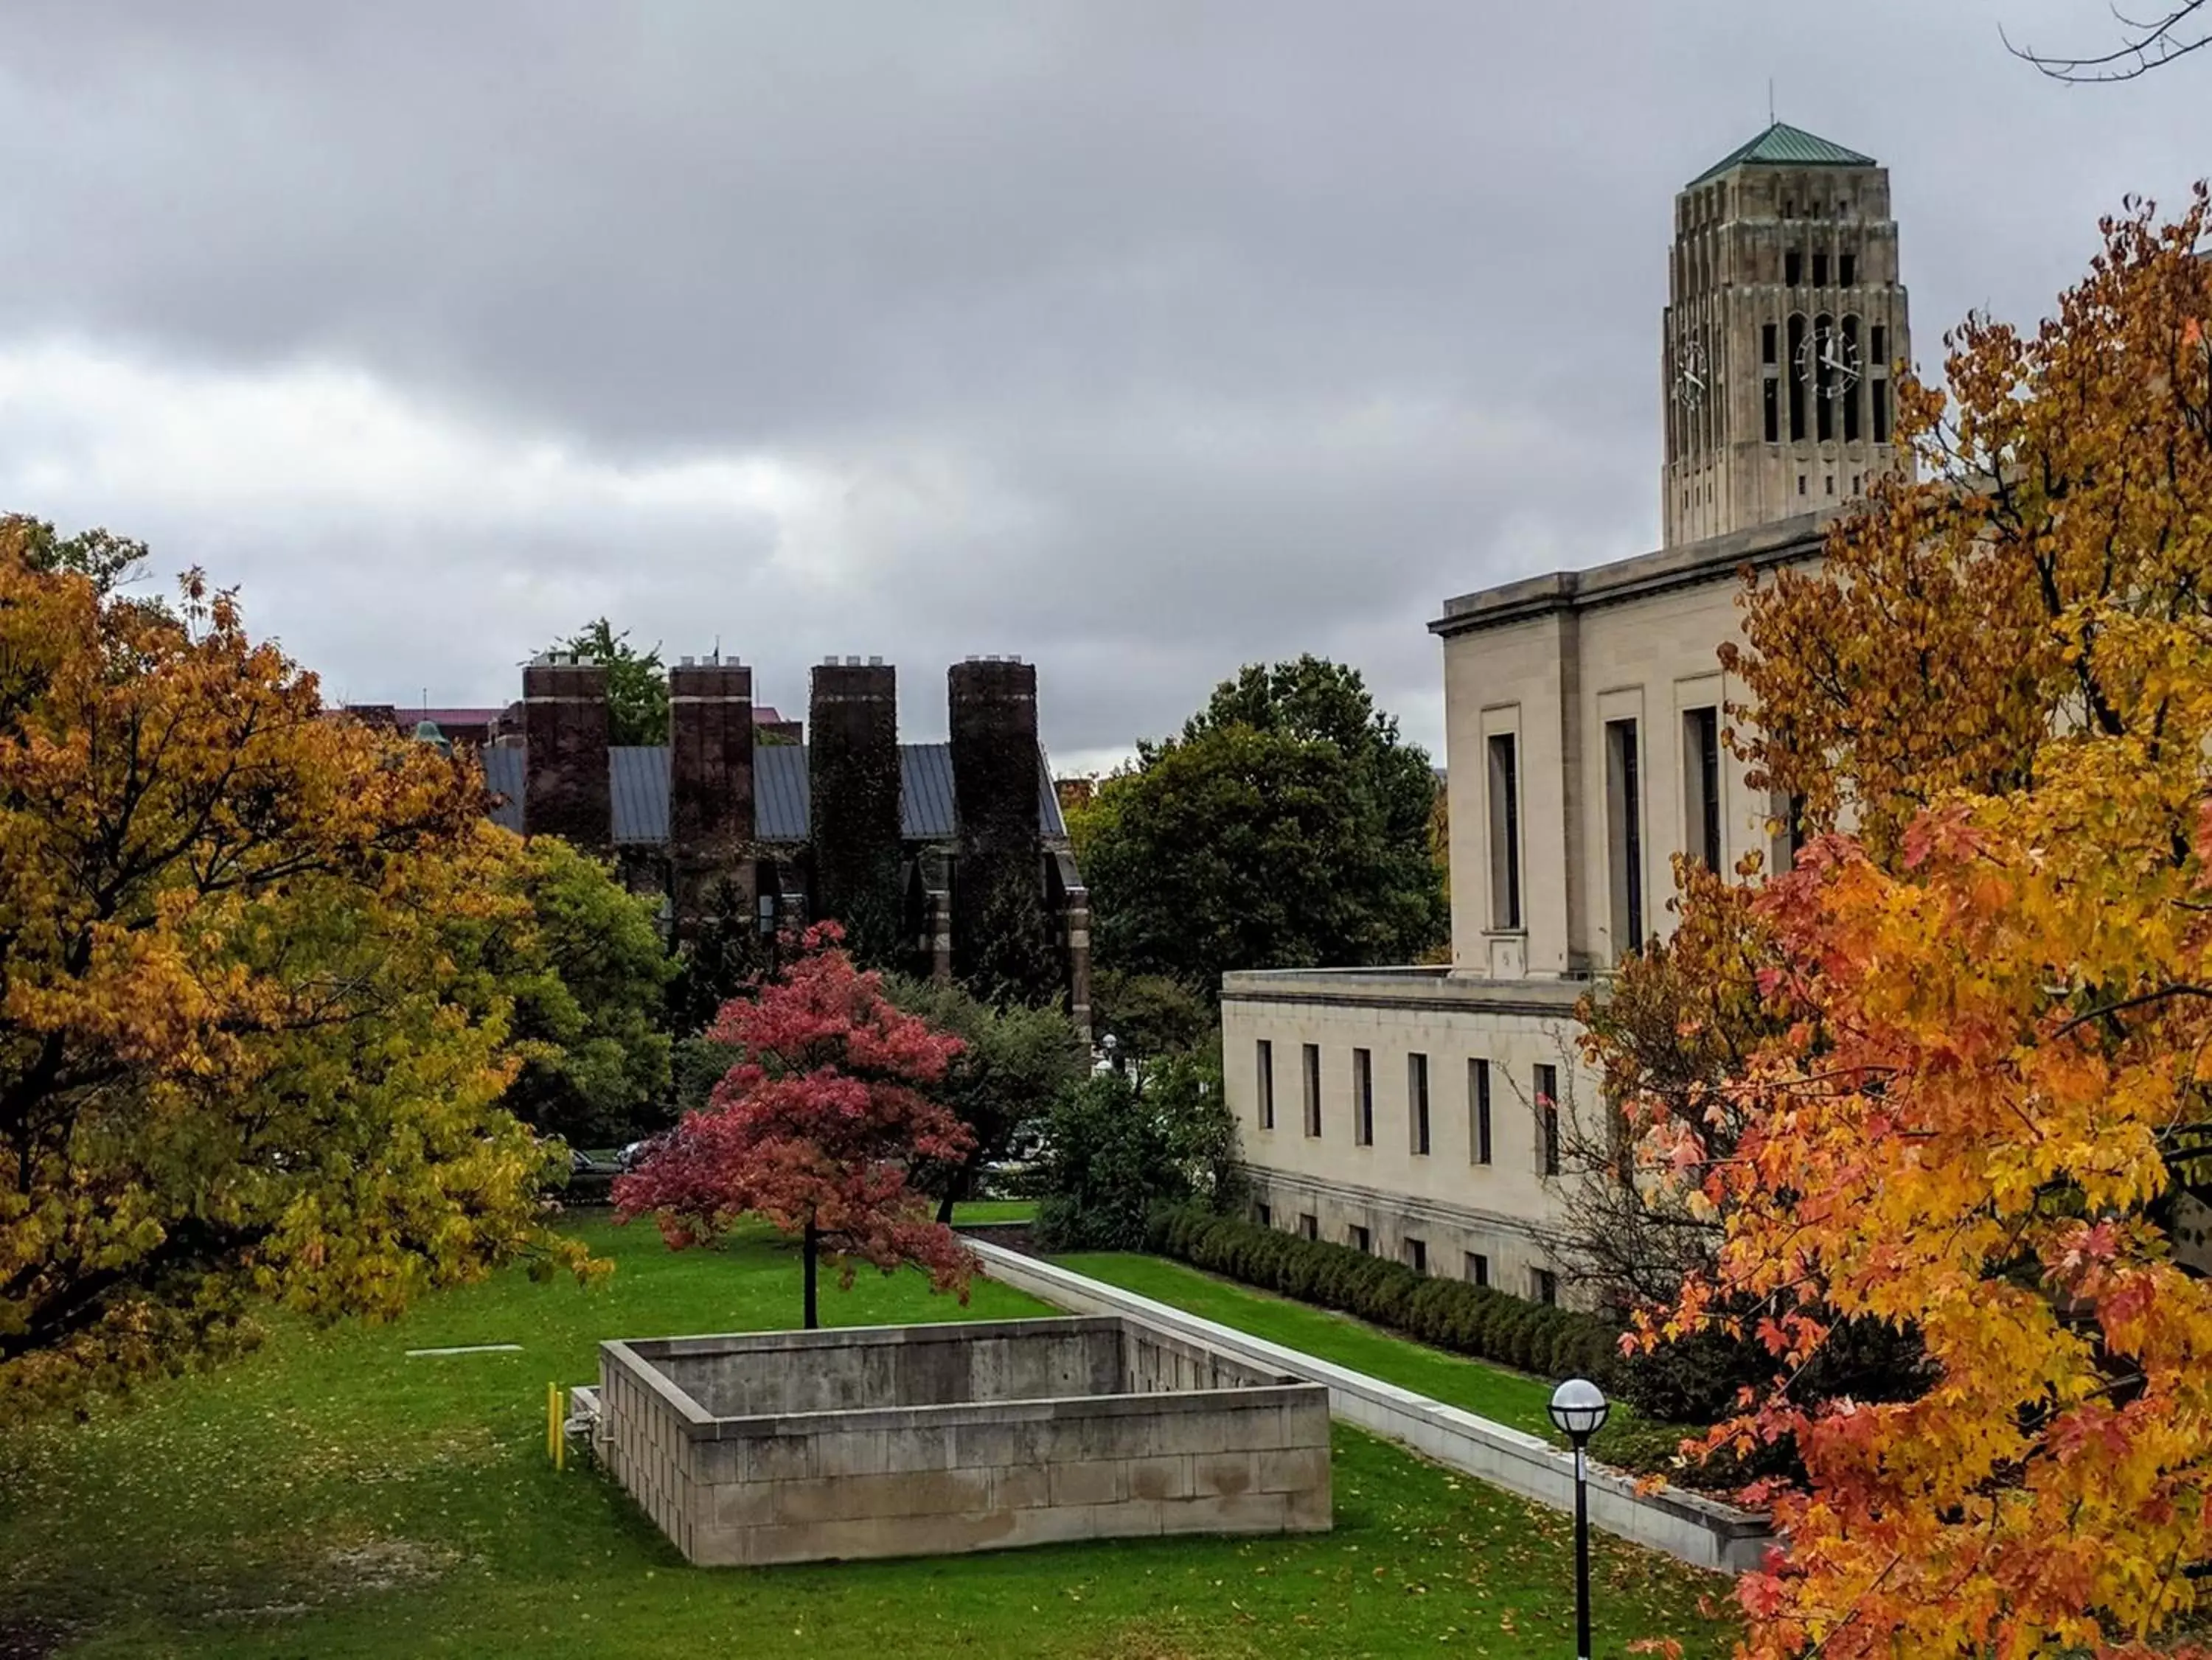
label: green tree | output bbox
[1083,672,1444,992]
[556,618,668,746]
[1032,1047,1240,1251]
[491,837,675,1148]
[882,976,1087,1219]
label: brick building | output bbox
[459,652,1091,1037]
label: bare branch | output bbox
[2003,1,2212,82]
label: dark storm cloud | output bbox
[0,1,2202,764]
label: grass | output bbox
[1,1212,1734,1659]
[950,1198,1038,1225]
[1054,1252,1562,1440]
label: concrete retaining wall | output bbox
[969,1241,1773,1575]
[597,1316,1332,1566]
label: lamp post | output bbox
[1548,1377,1610,1660]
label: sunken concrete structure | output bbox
[476,653,1091,1034]
[590,1317,1332,1566]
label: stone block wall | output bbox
[594,1317,1332,1567]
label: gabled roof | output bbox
[479,742,1067,846]
[1687,122,1875,186]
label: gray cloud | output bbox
[0,0,2202,766]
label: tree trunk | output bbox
[802,1215,819,1330]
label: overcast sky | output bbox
[1,3,2202,770]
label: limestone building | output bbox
[1223,123,1905,1303]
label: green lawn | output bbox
[1,1212,1733,1659]
[950,1198,1038,1225]
[1055,1252,1562,1439]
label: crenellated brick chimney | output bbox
[948,657,1052,997]
[808,656,904,967]
[669,654,756,934]
[523,655,611,846]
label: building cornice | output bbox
[1428,511,1832,641]
[1220,968,1591,1019]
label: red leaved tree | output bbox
[613,923,975,1328]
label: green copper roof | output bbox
[1687,122,1876,186]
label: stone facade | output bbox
[1224,125,1897,1301]
[593,1317,1332,1566]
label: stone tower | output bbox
[1660,122,1910,546]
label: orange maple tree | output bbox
[0,519,591,1414]
[1617,190,2212,1657]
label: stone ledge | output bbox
[969,1239,1773,1575]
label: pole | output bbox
[803,1215,820,1330]
[1573,1441,1592,1660]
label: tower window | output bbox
[1787,314,1806,440]
[1764,376,1780,442]
[1874,377,1891,443]
[1843,316,1863,442]
[1825,475,1834,495]
[1871,324,1888,372]
[1840,251,1857,286]
[1812,251,1829,286]
[1785,249,1802,286]
[1683,706,1722,871]
[1798,474,1807,495]
[1761,323,1777,363]
[1605,718,1644,952]
[1487,733,1521,930]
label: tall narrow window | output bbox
[1301,1044,1321,1138]
[1298,1213,1318,1241]
[1486,733,1521,930]
[1812,251,1829,287]
[1683,706,1722,871]
[1537,1063,1561,1177]
[1405,1238,1428,1274]
[1352,1047,1374,1147]
[1762,322,1780,442]
[1605,719,1644,952]
[1871,324,1892,443]
[1839,251,1857,286]
[1815,312,1836,442]
[1842,315,1863,442]
[1467,1252,1491,1287]
[1785,248,1802,285]
[1871,324,1888,370]
[1408,1053,1431,1156]
[1873,374,1891,444]
[1256,1039,1275,1130]
[1787,315,1806,440]
[1469,1059,1493,1165]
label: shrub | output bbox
[1146,1202,1624,1388]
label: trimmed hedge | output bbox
[1144,1204,1623,1388]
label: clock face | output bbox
[1795,324,1863,397]
[1672,334,1709,408]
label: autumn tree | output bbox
[0,519,590,1413]
[613,924,973,1328]
[1618,192,2212,1657]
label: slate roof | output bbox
[479,742,1067,846]
[1686,122,1876,186]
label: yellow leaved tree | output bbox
[1613,189,2212,1657]
[0,518,593,1415]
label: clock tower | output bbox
[1660,122,1910,547]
